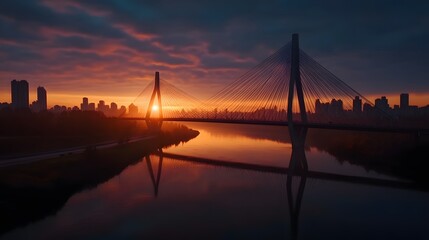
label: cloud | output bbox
[52,35,94,49]
[0,0,428,106]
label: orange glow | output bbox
[152,105,159,111]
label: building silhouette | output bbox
[353,96,362,113]
[128,103,138,115]
[97,100,108,112]
[37,86,47,111]
[11,80,29,109]
[375,96,389,111]
[110,102,118,112]
[315,99,343,115]
[81,97,89,111]
[88,103,95,111]
[400,93,409,109]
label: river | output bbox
[1,122,428,240]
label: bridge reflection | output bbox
[144,149,163,197]
[152,151,425,191]
[144,128,427,239]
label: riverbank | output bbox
[0,123,199,236]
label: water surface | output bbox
[2,123,428,240]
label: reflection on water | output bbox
[144,149,163,197]
[1,123,429,240]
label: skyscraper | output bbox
[37,86,47,111]
[375,96,389,111]
[353,96,362,113]
[97,100,106,112]
[11,80,29,109]
[81,97,89,111]
[400,93,409,109]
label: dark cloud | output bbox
[200,55,255,69]
[0,0,128,40]
[52,36,94,49]
[0,44,42,62]
[0,18,43,42]
[153,54,194,65]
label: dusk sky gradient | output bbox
[0,0,428,107]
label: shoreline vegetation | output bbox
[0,111,199,236]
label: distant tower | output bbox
[11,80,29,109]
[353,96,362,113]
[37,86,47,111]
[400,93,409,109]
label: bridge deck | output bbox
[119,117,428,133]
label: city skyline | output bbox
[0,1,428,107]
[3,79,428,120]
[2,78,429,110]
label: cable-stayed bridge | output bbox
[122,34,427,134]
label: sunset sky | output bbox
[0,0,428,108]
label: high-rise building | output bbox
[37,86,47,111]
[400,93,409,109]
[353,96,362,113]
[330,99,343,114]
[110,102,118,111]
[81,97,89,111]
[363,103,373,113]
[97,100,106,112]
[375,96,389,111]
[11,80,29,109]
[129,103,138,115]
[88,103,95,111]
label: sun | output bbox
[152,105,159,111]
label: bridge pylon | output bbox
[287,34,308,170]
[146,72,163,119]
[146,72,163,129]
[287,33,307,124]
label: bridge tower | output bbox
[146,71,163,119]
[287,33,307,124]
[145,72,163,129]
[287,34,308,171]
